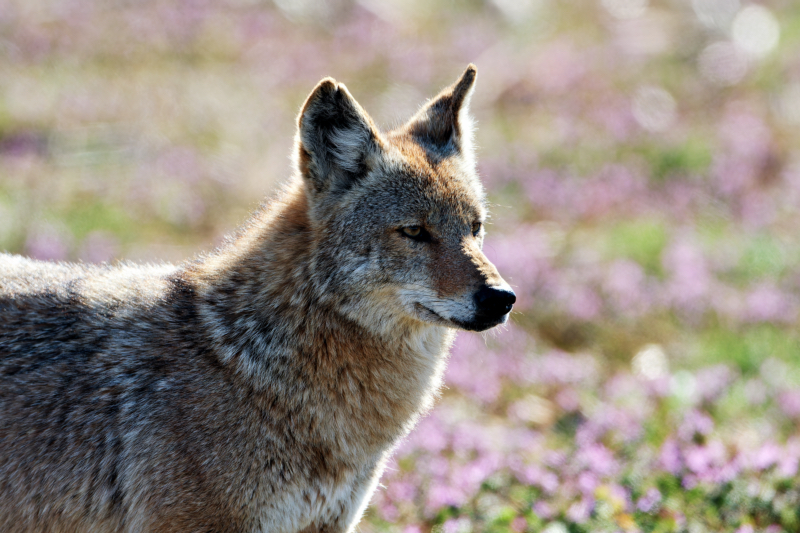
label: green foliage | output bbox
[695,325,800,375]
[605,219,668,276]
[639,141,713,182]
[737,235,790,280]
[60,201,137,242]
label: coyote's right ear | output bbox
[405,64,477,163]
[297,78,383,195]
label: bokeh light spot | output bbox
[632,344,669,380]
[490,0,543,22]
[732,5,779,58]
[776,83,800,125]
[272,0,333,22]
[692,0,739,29]
[632,85,676,132]
[698,41,748,85]
[670,370,698,403]
[602,0,648,20]
[509,394,556,425]
[541,523,569,533]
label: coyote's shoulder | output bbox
[0,65,515,533]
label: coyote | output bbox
[0,65,515,532]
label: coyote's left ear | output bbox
[405,64,477,164]
[297,78,383,196]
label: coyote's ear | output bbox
[405,64,477,163]
[297,78,382,195]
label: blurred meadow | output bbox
[3,0,800,530]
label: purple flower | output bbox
[555,387,581,412]
[607,483,633,512]
[79,231,119,263]
[529,39,587,94]
[157,146,202,184]
[425,483,465,515]
[520,351,599,386]
[678,410,714,441]
[378,502,398,521]
[684,440,727,479]
[749,442,780,471]
[576,443,618,477]
[659,439,683,474]
[567,496,595,523]
[718,107,772,163]
[511,516,528,532]
[544,450,568,469]
[577,471,599,496]
[407,415,448,453]
[636,487,662,513]
[532,500,554,519]
[443,518,471,533]
[450,455,501,494]
[25,225,71,261]
[777,439,800,478]
[564,286,603,321]
[662,236,712,315]
[575,164,647,219]
[589,96,636,140]
[682,474,698,489]
[694,365,736,402]
[518,466,559,494]
[387,480,417,503]
[743,284,798,324]
[603,259,649,317]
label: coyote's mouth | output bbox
[414,302,509,332]
[414,303,451,326]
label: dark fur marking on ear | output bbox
[405,64,477,156]
[297,79,380,197]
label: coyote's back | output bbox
[0,66,515,533]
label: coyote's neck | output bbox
[193,182,454,455]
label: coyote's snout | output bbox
[0,65,514,533]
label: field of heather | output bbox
[3,0,800,531]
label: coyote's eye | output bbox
[471,222,482,236]
[400,226,431,242]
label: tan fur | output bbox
[0,65,514,532]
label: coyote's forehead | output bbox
[359,136,486,226]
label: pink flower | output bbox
[743,284,798,324]
[750,442,781,471]
[576,443,618,477]
[26,225,71,261]
[511,516,528,532]
[577,471,599,496]
[636,487,662,512]
[678,410,714,441]
[662,236,712,315]
[532,500,554,519]
[567,497,595,523]
[659,439,683,474]
[425,483,465,515]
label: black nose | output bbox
[474,285,516,317]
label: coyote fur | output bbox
[0,65,515,532]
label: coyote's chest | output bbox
[252,454,386,533]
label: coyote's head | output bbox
[297,65,515,333]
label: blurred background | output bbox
[2,0,800,530]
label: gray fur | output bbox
[0,65,513,533]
